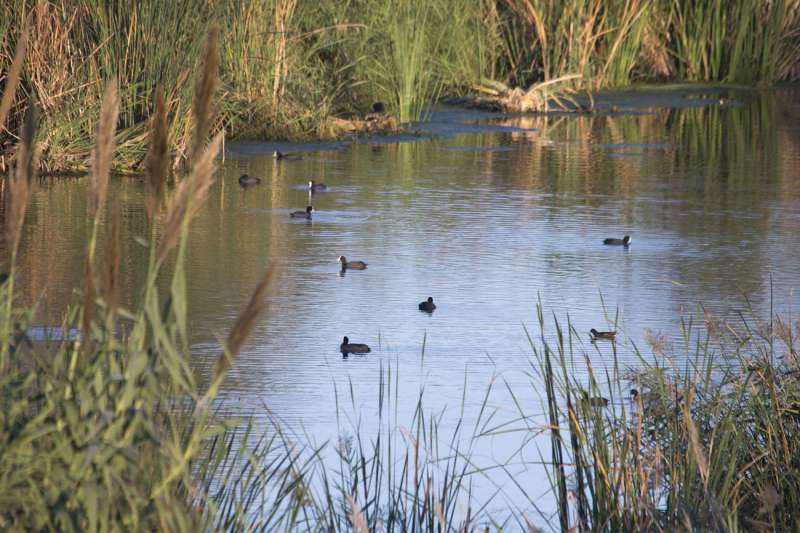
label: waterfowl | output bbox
[273,150,302,161]
[338,256,367,270]
[238,174,261,187]
[579,393,609,408]
[290,206,313,219]
[418,297,436,312]
[630,389,659,404]
[590,328,617,341]
[603,235,631,246]
[308,180,328,192]
[340,336,371,355]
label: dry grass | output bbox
[4,101,38,259]
[0,22,27,131]
[216,263,277,380]
[145,91,169,222]
[88,81,119,217]
[188,26,220,167]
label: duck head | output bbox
[623,235,631,244]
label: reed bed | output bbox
[2,0,800,172]
[527,302,800,531]
[3,16,800,533]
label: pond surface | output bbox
[9,87,800,524]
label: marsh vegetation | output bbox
[2,0,800,172]
[2,4,800,531]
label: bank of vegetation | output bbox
[1,0,799,172]
[2,24,800,532]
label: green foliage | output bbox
[2,0,799,172]
[532,301,800,530]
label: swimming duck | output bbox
[630,389,659,404]
[308,180,328,192]
[603,235,631,246]
[579,392,609,408]
[238,174,261,187]
[340,336,371,355]
[590,328,617,341]
[273,150,302,161]
[290,206,313,219]
[418,297,436,312]
[338,256,367,270]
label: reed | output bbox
[2,0,800,173]
[529,301,800,530]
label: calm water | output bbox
[9,87,800,523]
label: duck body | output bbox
[579,395,609,408]
[238,174,261,187]
[418,297,436,312]
[340,336,371,355]
[590,328,617,341]
[603,235,631,246]
[338,256,367,270]
[290,206,314,219]
[308,180,328,192]
[273,150,302,161]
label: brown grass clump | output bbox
[156,132,221,265]
[88,82,119,217]
[5,102,38,259]
[145,91,169,222]
[216,263,277,380]
[188,26,220,167]
[0,24,27,131]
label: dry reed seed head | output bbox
[156,132,222,265]
[5,100,39,258]
[217,263,276,379]
[88,81,119,217]
[346,495,369,533]
[0,24,28,131]
[145,90,169,222]
[189,26,220,166]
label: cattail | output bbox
[104,201,122,313]
[156,132,222,265]
[215,263,276,380]
[145,90,169,222]
[88,81,119,217]
[188,26,219,167]
[5,100,38,258]
[0,24,27,130]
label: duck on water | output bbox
[340,336,370,355]
[290,206,313,219]
[238,174,261,187]
[603,235,631,246]
[338,256,367,270]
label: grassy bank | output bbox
[1,0,800,172]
